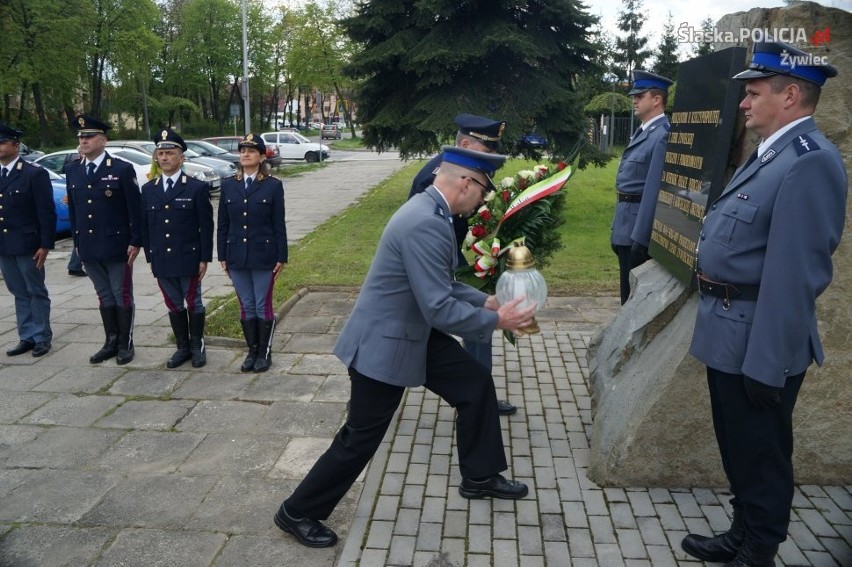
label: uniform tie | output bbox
[166,177,174,193]
[1,167,7,179]
[87,162,96,181]
[245,176,252,191]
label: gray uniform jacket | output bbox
[333,185,499,387]
[689,117,847,387]
[611,118,671,247]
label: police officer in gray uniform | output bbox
[0,123,56,357]
[274,147,536,548]
[141,128,214,368]
[610,70,672,304]
[681,42,846,567]
[66,115,142,365]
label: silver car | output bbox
[105,140,233,182]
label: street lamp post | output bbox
[605,73,618,150]
[241,0,250,134]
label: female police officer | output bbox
[217,134,287,373]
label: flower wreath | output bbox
[456,161,574,294]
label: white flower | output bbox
[483,190,496,202]
[500,176,515,189]
[518,170,535,180]
[533,164,549,176]
[464,229,476,247]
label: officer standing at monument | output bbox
[0,123,56,357]
[610,70,672,305]
[409,113,517,416]
[140,128,213,368]
[66,115,142,365]
[682,42,846,567]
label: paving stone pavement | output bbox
[1,157,850,566]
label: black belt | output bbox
[617,192,642,203]
[697,273,760,304]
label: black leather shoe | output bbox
[32,342,51,357]
[6,340,35,356]
[68,269,87,277]
[682,532,741,562]
[459,474,529,500]
[497,399,517,416]
[273,504,337,548]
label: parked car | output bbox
[105,140,235,180]
[518,132,548,150]
[185,140,240,166]
[202,135,283,166]
[35,148,152,185]
[19,143,44,162]
[108,147,221,192]
[46,169,71,234]
[321,124,341,140]
[260,131,330,163]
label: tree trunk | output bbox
[31,82,49,146]
[17,82,28,122]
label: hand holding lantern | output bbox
[495,242,548,334]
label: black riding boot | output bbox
[116,306,135,365]
[253,318,276,373]
[90,306,119,363]
[167,310,191,368]
[188,310,206,368]
[240,318,258,372]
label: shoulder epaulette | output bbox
[434,204,446,219]
[794,134,820,156]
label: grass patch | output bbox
[271,162,328,177]
[329,137,366,150]
[206,156,620,338]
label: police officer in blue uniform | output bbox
[408,113,517,416]
[217,133,287,373]
[611,70,672,304]
[66,115,142,365]
[141,128,214,368]
[0,123,56,357]
[681,42,846,567]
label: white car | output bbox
[260,131,330,163]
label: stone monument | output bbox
[587,2,851,487]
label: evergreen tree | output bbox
[613,0,650,81]
[694,17,716,57]
[652,13,680,80]
[342,0,604,162]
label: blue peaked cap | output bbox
[733,41,837,86]
[628,70,673,95]
[440,145,507,192]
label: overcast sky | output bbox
[589,0,850,53]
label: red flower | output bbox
[501,190,511,202]
[518,178,528,190]
[556,161,567,171]
[471,224,487,238]
[479,209,492,221]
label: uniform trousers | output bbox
[707,367,805,547]
[229,268,274,319]
[464,336,493,371]
[285,329,507,520]
[0,254,52,343]
[67,247,83,272]
[157,275,203,313]
[84,261,134,308]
